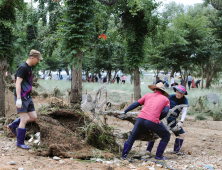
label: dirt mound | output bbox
[5,90,16,117]
[5,108,116,159]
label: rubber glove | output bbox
[16,99,22,109]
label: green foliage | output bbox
[113,0,159,68]
[0,0,26,67]
[58,0,95,58]
[145,2,222,87]
[92,38,126,76]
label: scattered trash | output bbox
[53,156,61,161]
[204,165,214,169]
[9,161,16,165]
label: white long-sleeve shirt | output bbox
[171,77,174,84]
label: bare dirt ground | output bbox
[2,90,222,170]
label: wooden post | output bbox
[49,94,51,104]
[68,93,70,103]
[104,91,108,124]
[85,90,87,94]
[131,93,133,104]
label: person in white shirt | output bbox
[152,76,156,85]
[163,73,168,83]
[187,74,192,90]
[170,76,175,87]
[41,74,45,79]
[56,74,59,80]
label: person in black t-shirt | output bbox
[195,80,201,88]
[178,76,185,86]
[94,75,98,82]
[103,76,107,83]
[116,75,120,84]
[155,77,163,85]
[7,49,43,150]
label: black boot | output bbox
[122,142,133,160]
[173,138,185,155]
[7,118,20,137]
[146,141,155,152]
[155,141,168,160]
[17,128,31,149]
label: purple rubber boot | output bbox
[7,118,20,137]
[174,138,185,155]
[17,128,31,149]
[146,141,155,152]
[122,142,132,160]
[155,141,168,160]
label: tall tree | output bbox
[0,0,25,117]
[59,0,95,104]
[113,0,159,100]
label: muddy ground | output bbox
[1,90,222,170]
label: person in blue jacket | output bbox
[146,85,189,155]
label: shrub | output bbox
[212,109,222,121]
[42,92,49,98]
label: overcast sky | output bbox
[25,0,205,7]
[160,0,204,5]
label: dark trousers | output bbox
[127,118,171,145]
[188,81,191,89]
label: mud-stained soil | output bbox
[4,90,16,117]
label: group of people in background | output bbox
[85,74,126,84]
[40,73,71,81]
[177,74,201,89]
[115,75,126,84]
[153,73,201,90]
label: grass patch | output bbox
[187,110,196,115]
[195,114,207,120]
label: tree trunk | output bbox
[111,70,118,82]
[0,57,8,117]
[170,68,175,78]
[205,63,210,88]
[201,63,204,89]
[107,70,112,82]
[206,60,216,88]
[130,72,133,84]
[59,70,61,77]
[156,68,159,81]
[133,66,141,101]
[70,50,82,104]
[86,70,89,80]
[65,68,69,76]
[183,66,187,88]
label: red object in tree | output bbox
[54,0,58,1]
[98,34,107,40]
